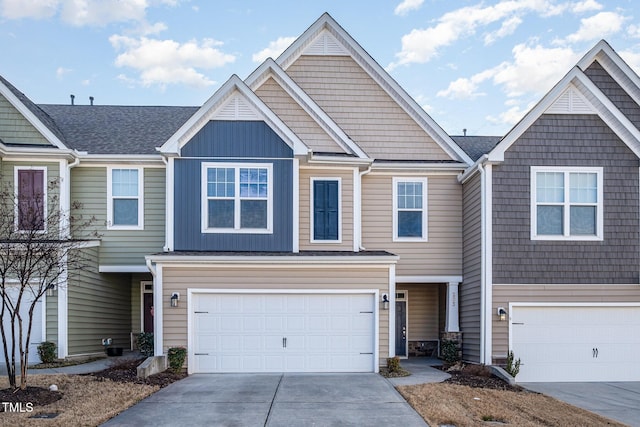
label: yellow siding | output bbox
[255,77,345,153]
[0,95,51,145]
[403,284,439,341]
[161,265,391,367]
[361,172,463,276]
[492,285,640,359]
[286,56,452,161]
[299,167,354,250]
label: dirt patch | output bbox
[441,363,523,392]
[0,386,62,409]
[87,357,186,388]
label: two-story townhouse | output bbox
[459,40,640,382]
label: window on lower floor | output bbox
[393,177,428,241]
[531,167,603,240]
[107,167,144,230]
[202,163,272,233]
[311,178,341,242]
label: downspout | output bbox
[357,165,372,251]
[146,258,163,356]
[478,161,487,365]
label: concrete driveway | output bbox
[522,382,640,427]
[101,373,427,426]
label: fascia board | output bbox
[146,254,399,265]
[246,59,369,159]
[0,82,67,150]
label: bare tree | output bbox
[0,176,98,390]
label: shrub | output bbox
[440,339,460,363]
[37,341,57,364]
[387,356,401,373]
[505,350,521,378]
[137,332,154,357]
[167,347,187,373]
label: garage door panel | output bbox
[192,293,375,373]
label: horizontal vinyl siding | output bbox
[492,285,640,359]
[299,168,354,250]
[402,284,439,341]
[361,172,462,276]
[161,266,390,367]
[461,174,482,362]
[286,56,452,161]
[67,248,132,355]
[254,77,345,153]
[46,295,58,345]
[70,167,165,266]
[0,95,50,145]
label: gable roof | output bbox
[160,75,309,156]
[0,75,67,149]
[275,13,473,166]
[245,58,368,159]
[451,135,502,161]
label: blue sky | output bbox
[1,0,639,136]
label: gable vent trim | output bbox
[546,85,594,114]
[303,30,349,56]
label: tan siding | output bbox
[0,95,51,145]
[68,248,131,355]
[492,285,640,359]
[71,167,165,266]
[361,172,462,276]
[161,265,391,367]
[255,78,345,153]
[402,284,439,341]
[461,174,482,362]
[286,56,452,161]
[299,168,354,250]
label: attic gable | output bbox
[545,85,594,114]
[214,93,261,120]
[303,30,349,56]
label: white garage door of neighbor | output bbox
[0,287,44,365]
[192,293,375,373]
[511,305,640,382]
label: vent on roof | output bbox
[546,86,594,114]
[303,30,349,56]
[70,94,75,106]
[90,96,94,106]
[214,92,260,120]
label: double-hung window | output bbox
[202,163,272,233]
[107,167,144,230]
[15,167,47,232]
[393,177,428,241]
[311,178,341,242]
[531,167,603,240]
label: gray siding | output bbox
[175,120,294,251]
[493,114,640,284]
[461,173,482,362]
[584,61,640,127]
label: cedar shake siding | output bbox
[492,114,640,284]
[584,61,640,127]
[461,173,482,362]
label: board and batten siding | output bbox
[361,172,463,276]
[402,284,439,341]
[492,114,640,284]
[461,173,482,362]
[285,56,452,161]
[67,247,131,355]
[0,94,51,146]
[70,166,165,266]
[299,167,354,250]
[254,77,345,153]
[492,285,640,359]
[161,265,391,367]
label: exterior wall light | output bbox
[497,307,507,321]
[381,293,389,310]
[170,292,180,308]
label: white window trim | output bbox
[530,166,603,241]
[107,166,144,231]
[392,177,428,242]
[14,166,47,233]
[201,162,273,234]
[310,177,342,244]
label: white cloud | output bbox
[109,35,236,88]
[56,67,72,79]
[571,0,603,13]
[486,104,530,127]
[1,0,59,19]
[484,15,522,45]
[562,11,626,43]
[620,50,640,75]
[252,37,296,63]
[394,0,423,16]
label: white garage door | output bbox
[0,287,44,365]
[511,305,640,382]
[191,293,375,373]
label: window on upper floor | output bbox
[311,178,341,242]
[202,163,273,233]
[393,177,428,242]
[531,167,603,240]
[107,167,144,230]
[15,167,46,232]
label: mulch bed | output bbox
[440,363,524,392]
[0,357,186,410]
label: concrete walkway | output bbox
[386,357,451,386]
[0,351,143,375]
